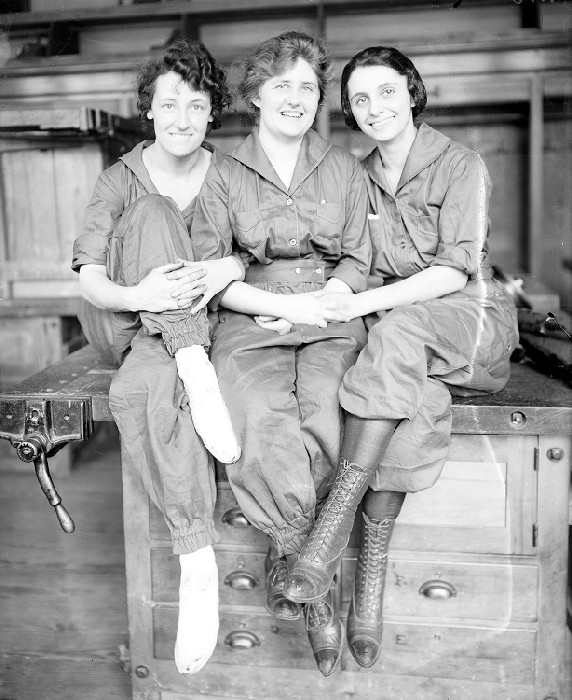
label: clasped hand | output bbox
[136,258,236,313]
[254,290,360,334]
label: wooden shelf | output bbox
[0,0,511,29]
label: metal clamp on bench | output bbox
[0,397,93,533]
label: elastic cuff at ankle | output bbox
[267,517,314,558]
[172,519,218,555]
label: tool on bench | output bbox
[518,309,572,341]
[0,397,93,532]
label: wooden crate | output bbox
[0,138,103,300]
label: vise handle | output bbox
[0,397,93,533]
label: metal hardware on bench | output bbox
[0,397,94,533]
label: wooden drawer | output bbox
[347,434,538,556]
[152,435,538,558]
[151,548,267,610]
[154,610,315,671]
[151,608,536,685]
[341,619,536,685]
[340,555,538,623]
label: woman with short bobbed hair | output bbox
[285,45,518,669]
[136,37,230,131]
[73,36,243,676]
[191,31,371,676]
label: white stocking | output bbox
[174,545,219,675]
[175,345,241,464]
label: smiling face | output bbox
[347,65,416,146]
[253,57,320,145]
[147,70,213,159]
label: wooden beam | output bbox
[0,0,528,28]
[528,74,544,277]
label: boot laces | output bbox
[304,460,366,563]
[356,519,393,617]
[305,597,332,629]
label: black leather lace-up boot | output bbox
[304,589,343,676]
[347,512,395,667]
[264,548,301,621]
[284,459,372,603]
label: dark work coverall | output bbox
[72,141,219,554]
[191,129,371,556]
[340,124,519,493]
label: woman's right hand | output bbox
[279,293,349,327]
[130,262,207,312]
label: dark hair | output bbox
[340,46,427,130]
[237,31,332,115]
[136,36,231,133]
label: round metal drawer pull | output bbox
[222,506,250,528]
[224,570,259,590]
[224,630,261,650]
[419,580,457,599]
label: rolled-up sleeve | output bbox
[328,160,371,293]
[72,169,125,272]
[191,160,234,261]
[431,151,491,276]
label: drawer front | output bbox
[340,556,538,623]
[152,608,536,684]
[154,609,315,671]
[342,620,536,684]
[149,487,269,548]
[157,678,533,700]
[347,434,538,556]
[151,548,267,609]
[152,435,537,556]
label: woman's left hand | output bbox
[254,315,293,335]
[313,291,362,322]
[168,257,244,311]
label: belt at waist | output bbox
[246,259,334,284]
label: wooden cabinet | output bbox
[121,366,571,700]
[1,347,569,698]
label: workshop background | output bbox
[0,2,570,700]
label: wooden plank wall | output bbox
[0,141,103,299]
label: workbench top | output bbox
[2,344,571,436]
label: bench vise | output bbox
[0,397,93,533]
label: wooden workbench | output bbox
[0,346,570,700]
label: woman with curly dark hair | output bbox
[191,31,371,676]
[72,36,242,675]
[284,45,518,669]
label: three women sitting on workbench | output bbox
[73,31,518,679]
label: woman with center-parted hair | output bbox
[284,45,519,669]
[72,37,243,675]
[191,31,371,676]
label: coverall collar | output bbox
[363,123,450,195]
[229,127,333,194]
[119,139,218,193]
